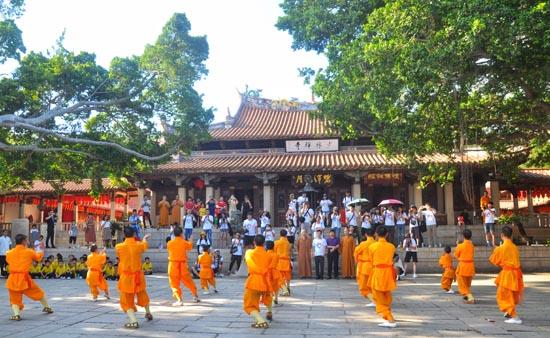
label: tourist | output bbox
[260,210,271,234]
[183,209,195,240]
[297,192,309,210]
[296,230,312,278]
[198,245,217,295]
[142,257,153,275]
[263,225,275,245]
[0,229,12,277]
[421,204,439,247]
[301,202,315,232]
[216,196,228,215]
[342,191,353,207]
[354,229,376,307]
[360,212,372,241]
[141,196,153,228]
[184,197,195,217]
[170,195,184,226]
[326,230,340,279]
[274,229,292,296]
[128,209,142,240]
[286,208,297,229]
[483,202,497,247]
[5,234,53,321]
[454,229,476,304]
[202,211,214,244]
[408,206,422,247]
[311,215,325,236]
[69,221,78,248]
[438,246,455,294]
[34,235,44,252]
[287,220,297,247]
[207,196,217,218]
[198,201,207,227]
[219,212,230,247]
[45,210,57,248]
[395,206,408,247]
[340,227,356,279]
[196,232,211,255]
[101,215,112,248]
[241,195,253,220]
[370,226,397,328]
[330,207,342,238]
[212,249,224,276]
[29,224,40,248]
[489,226,524,324]
[167,226,200,306]
[85,245,110,301]
[228,233,244,274]
[346,205,358,235]
[319,194,333,223]
[243,234,271,329]
[480,190,491,221]
[401,233,418,278]
[383,206,396,245]
[84,214,96,247]
[243,212,258,248]
[288,193,298,213]
[312,230,327,280]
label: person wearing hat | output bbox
[196,232,211,255]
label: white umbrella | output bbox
[346,198,370,207]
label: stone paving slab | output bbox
[0,273,549,337]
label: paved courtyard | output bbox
[0,273,548,337]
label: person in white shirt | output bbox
[101,215,112,248]
[330,207,341,238]
[395,207,408,248]
[228,233,244,274]
[312,230,327,279]
[311,215,325,236]
[202,213,214,243]
[34,235,45,252]
[342,192,353,208]
[383,207,396,245]
[141,196,152,228]
[0,230,12,277]
[360,213,372,240]
[408,206,422,247]
[263,225,275,243]
[288,194,297,213]
[260,211,271,234]
[242,212,258,248]
[319,194,333,222]
[286,208,297,228]
[421,204,440,247]
[301,202,315,231]
[297,193,309,210]
[483,202,497,247]
[183,209,196,240]
[346,206,357,229]
[196,232,211,255]
[401,233,418,278]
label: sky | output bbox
[10,0,327,122]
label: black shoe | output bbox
[46,246,50,248]
[51,246,56,249]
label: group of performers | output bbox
[4,224,523,329]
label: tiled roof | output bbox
[7,178,124,195]
[154,148,489,175]
[209,96,332,141]
[519,169,550,180]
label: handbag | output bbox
[419,220,427,233]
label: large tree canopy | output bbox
[0,7,212,192]
[278,0,550,182]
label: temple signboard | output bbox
[292,174,333,186]
[285,138,339,153]
[364,172,403,184]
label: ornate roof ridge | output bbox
[240,92,318,112]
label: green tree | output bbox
[0,11,212,193]
[278,0,550,177]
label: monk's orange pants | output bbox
[9,281,45,311]
[200,278,216,289]
[243,288,272,314]
[169,272,198,299]
[372,289,394,321]
[88,278,109,297]
[441,276,453,291]
[357,273,371,298]
[456,275,473,296]
[496,286,520,317]
[120,290,150,312]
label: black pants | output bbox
[0,255,6,276]
[46,230,55,248]
[69,236,77,245]
[229,255,242,272]
[143,212,152,227]
[314,256,324,279]
[327,251,339,278]
[387,227,396,246]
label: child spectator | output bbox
[196,232,211,255]
[41,260,55,279]
[76,257,87,279]
[30,260,42,279]
[142,257,153,275]
[219,213,230,247]
[103,260,117,281]
[439,246,456,293]
[67,259,77,279]
[402,233,418,278]
[263,225,275,245]
[69,221,78,248]
[55,258,69,279]
[34,235,45,252]
[30,224,40,247]
[198,246,217,295]
[456,214,466,245]
[212,249,224,276]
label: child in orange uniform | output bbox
[439,246,455,294]
[354,229,376,307]
[86,245,110,301]
[454,229,476,304]
[243,235,272,328]
[198,246,218,295]
[167,227,200,306]
[265,240,282,319]
[5,234,53,321]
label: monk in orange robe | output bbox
[115,227,152,329]
[198,246,218,294]
[243,234,272,328]
[167,227,200,306]
[274,229,292,296]
[489,226,524,324]
[454,229,476,304]
[266,240,283,312]
[438,246,456,293]
[341,227,356,278]
[158,195,171,227]
[86,245,110,301]
[369,226,397,328]
[354,229,376,307]
[5,234,53,321]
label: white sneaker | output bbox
[399,272,406,278]
[202,291,210,295]
[504,317,522,324]
[172,301,183,307]
[412,274,417,279]
[366,302,376,308]
[378,320,397,328]
[446,289,455,294]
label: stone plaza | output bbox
[1,272,548,338]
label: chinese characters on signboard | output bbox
[363,172,403,184]
[285,138,339,153]
[292,174,333,186]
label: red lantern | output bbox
[193,178,205,190]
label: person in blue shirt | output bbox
[128,209,142,240]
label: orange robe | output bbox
[86,252,109,297]
[167,237,197,299]
[266,250,282,293]
[296,235,312,278]
[171,199,184,225]
[5,245,45,310]
[341,235,356,278]
[454,239,475,299]
[354,236,375,298]
[369,238,396,321]
[158,200,170,227]
[115,238,149,312]
[438,253,455,291]
[489,239,524,317]
[243,246,271,314]
[198,252,216,289]
[274,237,292,282]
